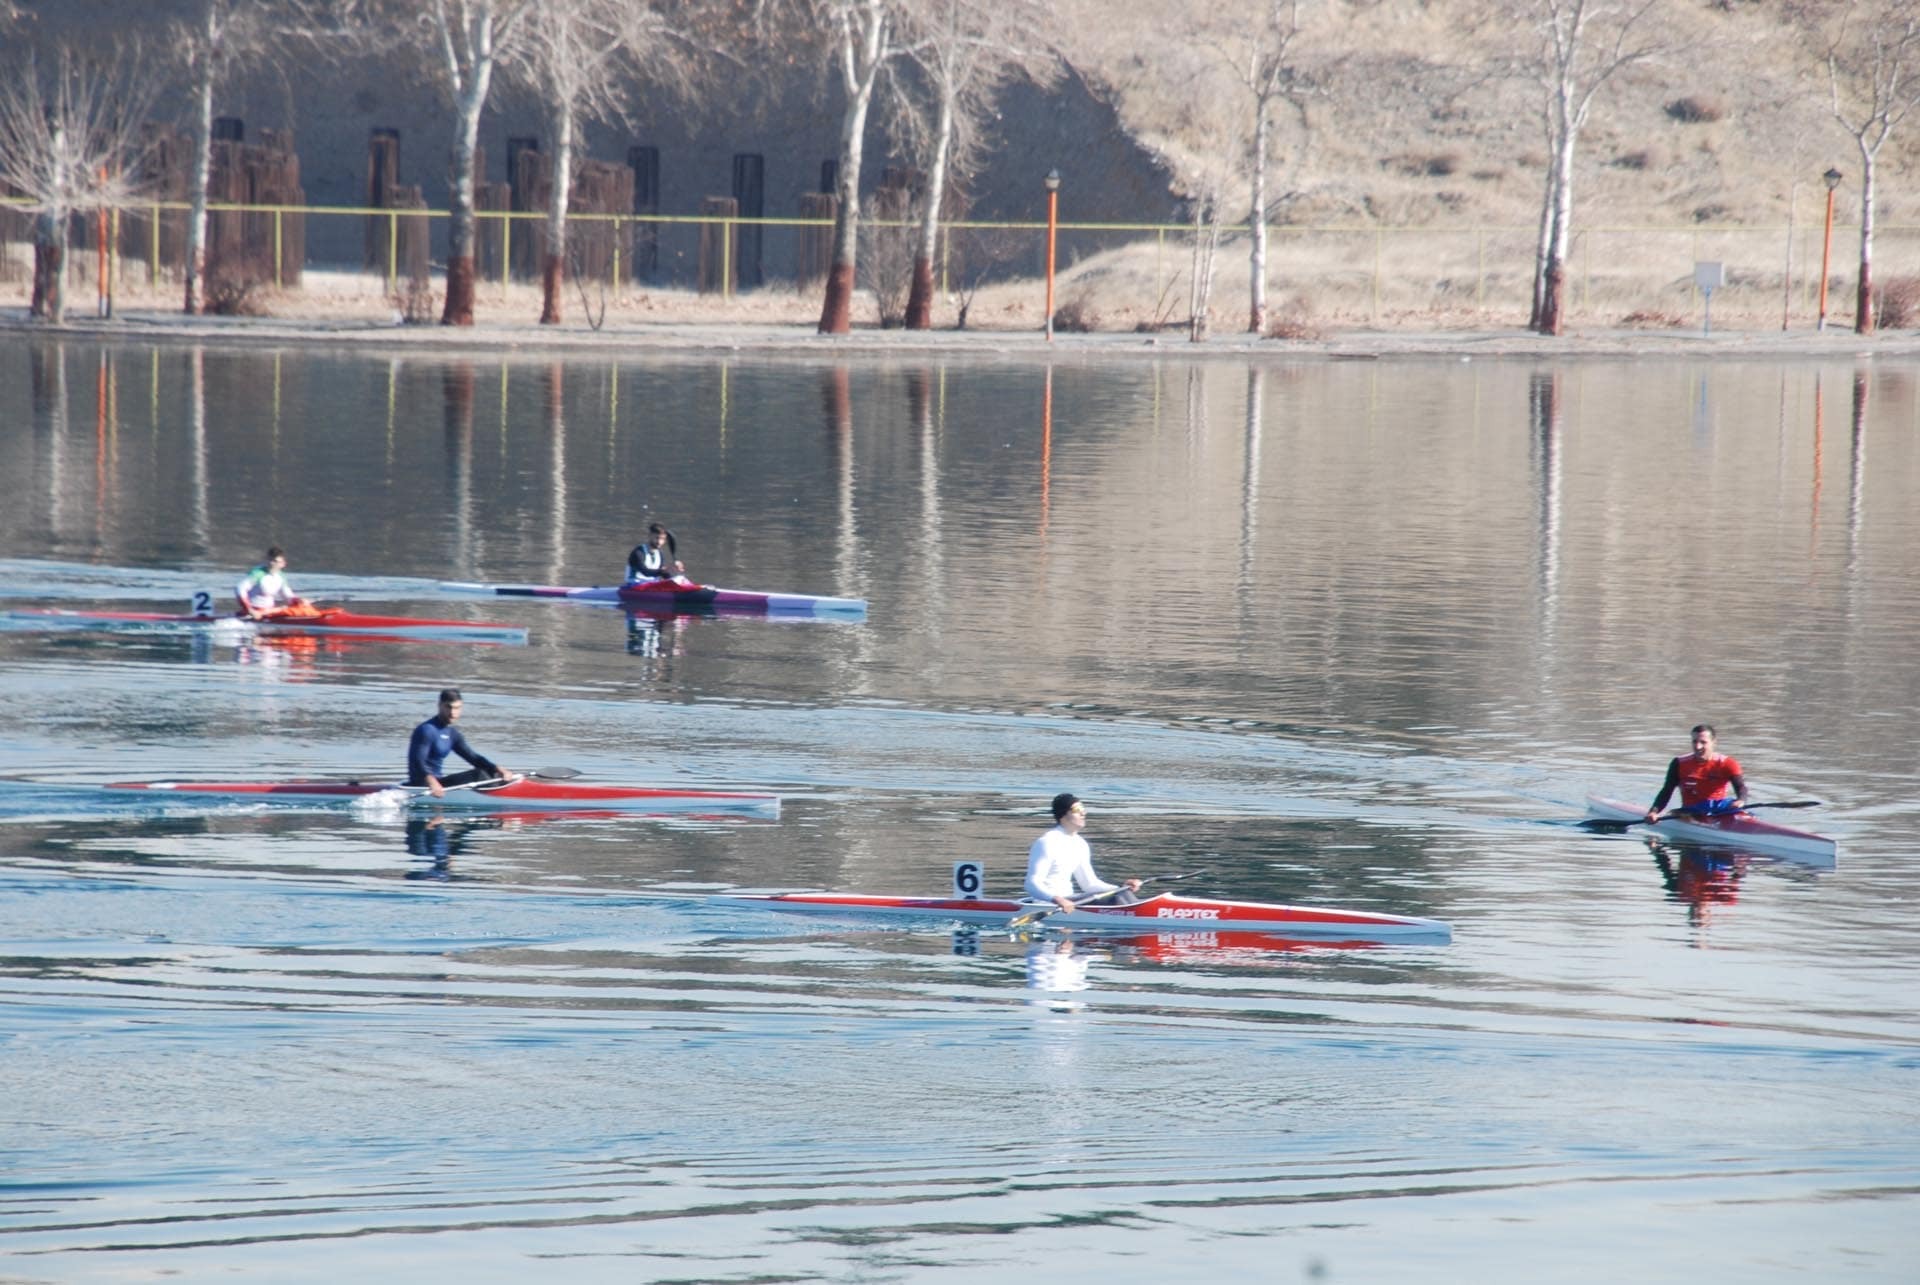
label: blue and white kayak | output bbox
[440,578,865,617]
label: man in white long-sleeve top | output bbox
[1025,793,1142,914]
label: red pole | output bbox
[1044,186,1058,342]
[1817,185,1837,331]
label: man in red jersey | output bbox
[1645,724,1748,823]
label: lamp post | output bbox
[1817,166,1842,331]
[1044,169,1059,339]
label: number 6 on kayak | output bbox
[952,861,983,900]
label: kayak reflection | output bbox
[1649,838,1748,930]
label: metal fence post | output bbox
[386,210,397,295]
[274,208,283,290]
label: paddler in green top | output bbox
[234,547,316,620]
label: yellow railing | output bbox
[6,194,1917,322]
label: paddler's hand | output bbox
[1645,809,1660,823]
[1054,896,1076,913]
[1122,878,1142,892]
[428,778,445,798]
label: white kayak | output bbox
[1585,794,1836,863]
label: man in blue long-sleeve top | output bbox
[407,689,516,797]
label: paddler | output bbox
[625,522,686,584]
[407,689,519,798]
[1025,793,1143,914]
[1645,724,1748,823]
[234,546,314,619]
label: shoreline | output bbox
[6,307,1918,363]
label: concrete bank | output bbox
[6,308,1920,364]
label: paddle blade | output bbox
[528,766,581,780]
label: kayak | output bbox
[7,607,528,645]
[439,578,866,617]
[104,777,779,814]
[1585,794,1836,863]
[718,891,1452,942]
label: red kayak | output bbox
[105,777,778,814]
[8,607,527,644]
[719,891,1451,942]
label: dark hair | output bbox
[265,545,285,561]
[1691,723,1716,738]
[647,522,666,536]
[1051,792,1081,820]
[438,688,463,705]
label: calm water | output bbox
[1,339,1917,1282]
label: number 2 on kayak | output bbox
[191,591,213,617]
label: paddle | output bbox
[1580,800,1823,834]
[1006,870,1210,932]
[356,766,578,809]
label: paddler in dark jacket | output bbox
[407,689,516,798]
[625,523,687,584]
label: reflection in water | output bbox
[544,361,567,584]
[403,814,502,880]
[1239,366,1263,607]
[821,365,859,599]
[1039,364,1054,542]
[1026,936,1097,1009]
[1847,365,1867,587]
[909,367,944,606]
[444,362,476,565]
[31,343,68,541]
[187,347,209,557]
[625,609,689,662]
[1529,369,1563,641]
[1651,840,1748,935]
[1810,369,1825,552]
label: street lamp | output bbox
[1043,168,1060,342]
[1817,166,1842,331]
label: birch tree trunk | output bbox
[34,212,67,323]
[1247,105,1269,335]
[184,18,216,316]
[904,87,953,331]
[1854,142,1876,335]
[1537,131,1576,335]
[540,104,574,325]
[818,1,888,335]
[1529,143,1554,328]
[441,74,486,325]
[1189,194,1221,342]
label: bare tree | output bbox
[0,45,158,324]
[175,0,292,315]
[509,0,637,324]
[393,0,533,326]
[1506,0,1670,336]
[812,0,900,334]
[1192,0,1316,335]
[892,0,1053,330]
[1805,0,1920,335]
